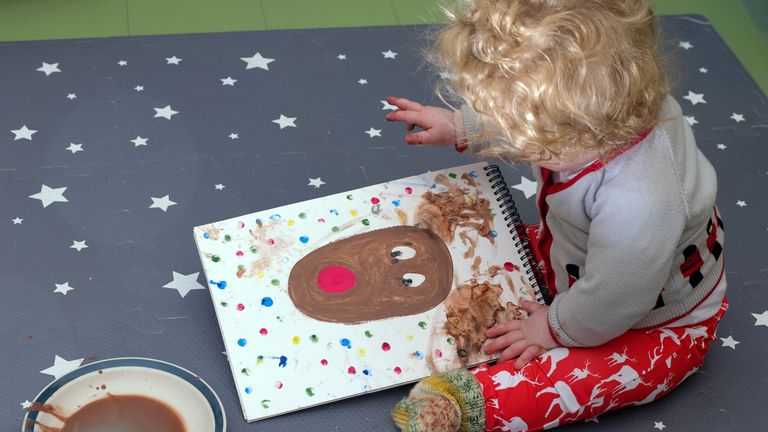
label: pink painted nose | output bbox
[316,265,357,294]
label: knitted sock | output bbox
[392,368,486,432]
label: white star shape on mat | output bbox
[308,177,326,188]
[65,143,83,154]
[70,240,88,251]
[214,184,226,190]
[29,185,68,208]
[131,136,148,147]
[166,56,182,65]
[682,91,706,105]
[154,105,179,120]
[221,76,237,86]
[54,282,75,295]
[40,355,83,380]
[228,133,239,139]
[653,421,666,430]
[736,200,747,207]
[337,54,347,60]
[511,176,537,199]
[720,335,739,349]
[273,114,297,129]
[163,271,206,298]
[149,195,177,212]
[381,100,397,111]
[684,115,698,126]
[66,93,77,100]
[241,52,274,70]
[439,71,451,80]
[12,217,23,224]
[716,143,727,150]
[365,128,382,137]
[585,417,599,423]
[699,67,708,73]
[37,62,61,76]
[134,85,144,92]
[752,310,768,327]
[730,112,745,123]
[382,50,398,59]
[358,78,368,85]
[117,60,127,66]
[678,41,693,50]
[11,125,37,141]
[21,400,32,410]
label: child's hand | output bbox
[484,301,560,369]
[384,96,463,146]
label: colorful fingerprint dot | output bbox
[275,381,283,389]
[245,387,253,394]
[331,226,340,232]
[257,355,264,364]
[361,218,370,226]
[260,328,268,336]
[287,219,295,227]
[237,303,245,311]
[321,359,328,366]
[447,337,455,345]
[348,366,356,374]
[255,218,263,227]
[292,336,301,345]
[309,334,319,343]
[448,172,457,178]
[346,194,353,200]
[299,212,307,219]
[269,214,281,221]
[434,349,443,358]
[276,316,284,322]
[236,250,244,257]
[257,271,265,279]
[364,330,373,338]
[261,297,274,307]
[278,356,288,367]
[241,368,250,376]
[238,221,245,228]
[363,369,371,376]
[340,338,352,348]
[418,321,427,329]
[250,246,258,253]
[394,366,402,374]
[237,338,247,347]
[211,255,221,263]
[224,234,232,242]
[357,348,366,357]
[305,387,315,397]
[237,265,246,278]
[392,200,401,206]
[330,209,339,216]
[220,301,228,307]
[406,335,414,341]
[491,230,498,238]
[371,197,380,205]
[299,236,309,243]
[261,400,270,409]
[267,238,275,245]
[371,204,381,215]
[350,209,359,217]
[503,261,519,272]
[203,233,210,239]
[414,351,424,360]
[210,280,227,289]
[317,218,326,223]
[271,278,280,286]
[469,170,478,178]
[405,187,413,195]
[381,342,391,352]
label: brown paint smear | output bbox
[443,280,525,367]
[26,395,185,432]
[288,226,453,324]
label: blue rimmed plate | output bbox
[22,357,226,432]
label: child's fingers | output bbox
[498,339,530,363]
[386,110,425,126]
[485,320,521,337]
[484,330,522,355]
[405,131,432,145]
[514,345,543,370]
[522,301,544,314]
[387,96,423,111]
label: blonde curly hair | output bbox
[433,0,669,161]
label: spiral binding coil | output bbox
[483,165,552,305]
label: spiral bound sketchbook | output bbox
[193,162,549,422]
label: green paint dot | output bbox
[224,234,232,242]
[276,316,285,322]
[364,330,373,338]
[448,173,457,178]
[305,387,315,397]
[250,246,258,253]
[261,399,271,409]
[418,321,427,329]
[238,264,245,271]
[211,255,221,262]
[271,279,280,286]
[447,337,455,345]
[346,194,353,200]
[332,226,339,232]
[309,334,319,343]
[361,219,370,226]
[299,212,307,219]
[241,368,251,376]
[220,301,228,307]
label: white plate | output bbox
[23,357,226,432]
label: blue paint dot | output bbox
[430,183,437,189]
[392,200,401,207]
[299,236,309,244]
[340,338,351,348]
[491,230,498,238]
[269,214,281,221]
[245,387,253,394]
[330,209,339,216]
[278,356,288,367]
[238,338,247,347]
[469,170,478,178]
[363,369,371,376]
[203,233,210,239]
[414,351,424,360]
[261,297,274,307]
[210,280,227,289]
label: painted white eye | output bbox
[391,246,416,260]
[402,273,426,287]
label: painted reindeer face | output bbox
[288,226,453,324]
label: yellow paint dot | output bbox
[350,209,359,217]
[357,348,366,357]
[257,271,265,279]
[287,219,296,227]
[256,357,264,365]
[293,336,301,345]
[406,335,414,341]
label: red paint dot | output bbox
[318,218,326,223]
[238,221,245,228]
[434,349,443,358]
[381,342,391,352]
[405,187,413,195]
[348,366,356,374]
[236,303,245,311]
[394,367,402,374]
[259,328,268,336]
[267,239,275,245]
[320,359,328,366]
[371,197,380,205]
[503,261,519,272]
[236,251,244,257]
[275,381,283,389]
[316,265,356,294]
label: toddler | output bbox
[385,1,727,431]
